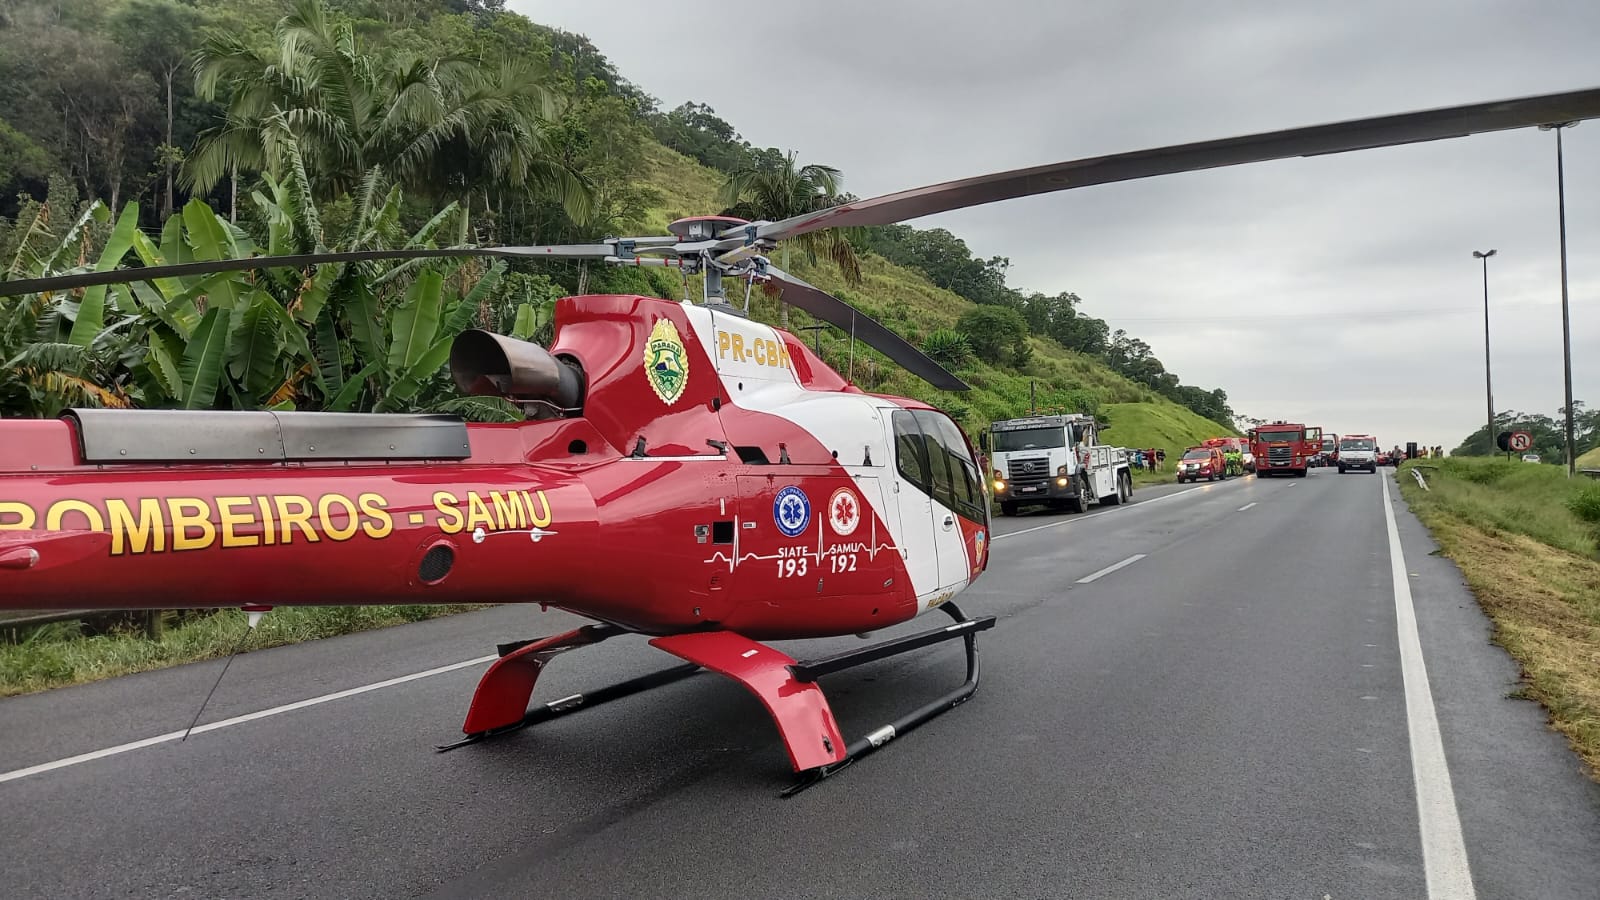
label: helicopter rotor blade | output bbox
[0,244,620,297]
[746,86,1600,243]
[762,265,969,393]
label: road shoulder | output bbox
[1389,471,1600,900]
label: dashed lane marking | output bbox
[1076,553,1146,584]
[1238,502,1257,511]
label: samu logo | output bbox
[773,486,811,537]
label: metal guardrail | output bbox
[1581,468,1600,480]
[1,609,167,639]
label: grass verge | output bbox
[0,605,484,698]
[1398,457,1600,777]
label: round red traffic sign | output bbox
[1509,431,1533,452]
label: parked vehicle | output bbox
[1249,422,1320,477]
[1176,446,1227,483]
[1337,435,1379,473]
[982,414,1133,516]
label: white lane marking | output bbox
[1380,474,1476,898]
[1076,553,1146,584]
[1238,502,1257,511]
[992,483,1221,542]
[0,654,497,785]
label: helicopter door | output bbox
[889,411,953,605]
[911,410,982,595]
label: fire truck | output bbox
[1248,421,1322,477]
[981,414,1133,516]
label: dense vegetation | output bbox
[1450,405,1600,463]
[0,0,1235,436]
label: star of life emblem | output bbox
[773,486,811,537]
[828,488,860,536]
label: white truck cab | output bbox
[982,414,1132,516]
[1337,434,1379,473]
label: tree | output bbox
[719,151,862,327]
[110,0,204,219]
[956,306,1029,365]
[185,0,585,230]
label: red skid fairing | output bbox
[650,631,846,772]
[460,627,610,734]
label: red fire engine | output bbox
[1248,422,1323,477]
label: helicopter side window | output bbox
[893,410,932,495]
[912,410,985,520]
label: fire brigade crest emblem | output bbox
[644,318,689,405]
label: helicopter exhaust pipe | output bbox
[450,329,584,411]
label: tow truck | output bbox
[1249,421,1322,477]
[982,414,1133,516]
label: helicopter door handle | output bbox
[942,514,954,530]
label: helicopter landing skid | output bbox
[438,605,996,795]
[438,623,700,751]
[777,601,996,797]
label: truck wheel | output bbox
[999,501,1018,517]
[1105,472,1127,506]
[1067,477,1088,513]
[1339,465,1346,474]
[1123,473,1133,502]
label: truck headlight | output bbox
[1056,477,1068,486]
[994,479,1006,492]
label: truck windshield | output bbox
[1256,430,1300,443]
[1339,439,1376,451]
[1322,438,1335,451]
[992,428,1066,452]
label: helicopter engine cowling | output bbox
[450,329,584,413]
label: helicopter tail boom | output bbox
[0,413,601,612]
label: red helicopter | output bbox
[1,88,1596,792]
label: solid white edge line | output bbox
[1380,474,1476,899]
[0,654,498,785]
[1237,502,1257,511]
[1075,553,1146,584]
[992,481,1220,542]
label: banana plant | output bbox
[4,182,521,420]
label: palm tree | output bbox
[184,0,586,234]
[719,151,861,327]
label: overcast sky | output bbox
[515,0,1598,449]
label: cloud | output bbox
[516,0,1600,448]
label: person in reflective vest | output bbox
[1224,448,1243,476]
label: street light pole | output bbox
[1541,121,1579,476]
[1473,249,1497,453]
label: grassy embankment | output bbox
[0,144,1234,696]
[0,605,482,698]
[1578,446,1600,469]
[1398,456,1600,777]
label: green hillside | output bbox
[1100,402,1238,458]
[1579,446,1600,469]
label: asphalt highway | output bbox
[3,469,1599,899]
